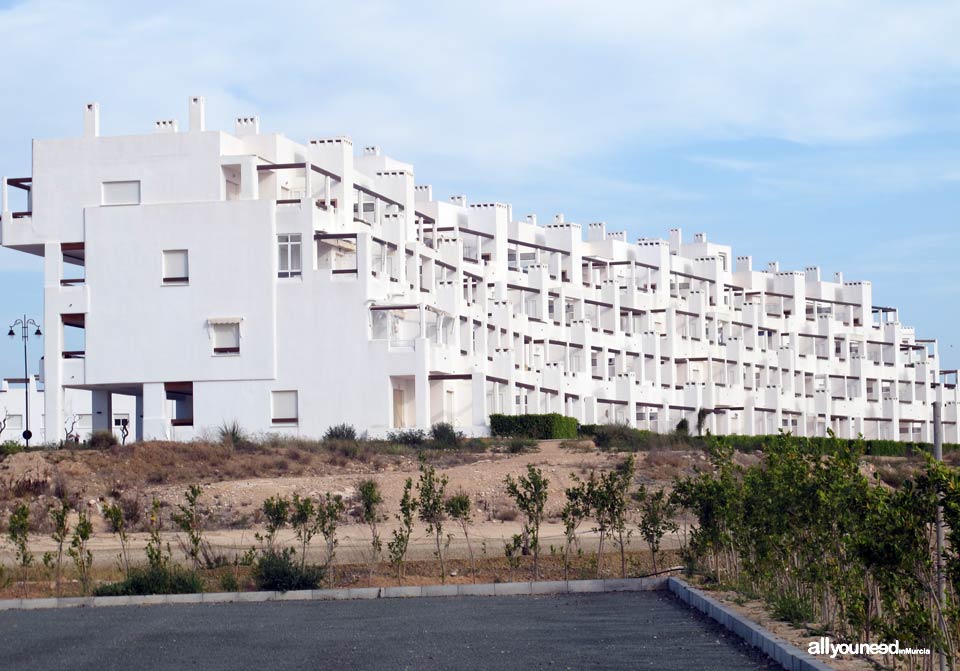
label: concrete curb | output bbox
[667,578,833,671]
[0,577,666,612]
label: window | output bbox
[272,390,298,424]
[211,322,241,355]
[113,414,130,428]
[102,180,141,206]
[278,234,302,278]
[163,250,189,284]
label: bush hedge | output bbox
[489,413,578,439]
[94,566,204,596]
[713,434,960,457]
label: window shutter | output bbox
[212,323,240,350]
[272,391,298,421]
[102,180,141,205]
[163,250,189,280]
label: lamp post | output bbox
[7,315,42,448]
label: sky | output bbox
[0,0,958,374]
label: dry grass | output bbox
[0,548,684,600]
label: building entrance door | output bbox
[393,389,405,428]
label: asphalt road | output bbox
[0,591,781,670]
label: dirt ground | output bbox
[0,439,714,570]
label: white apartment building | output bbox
[0,377,136,445]
[1,97,957,443]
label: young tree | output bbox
[635,485,679,574]
[64,413,79,443]
[67,510,93,595]
[387,478,417,585]
[172,484,208,569]
[316,492,345,574]
[504,534,523,582]
[258,495,290,554]
[103,502,130,577]
[8,503,33,596]
[0,407,7,439]
[445,490,477,582]
[357,479,384,585]
[504,465,549,579]
[48,499,71,596]
[608,456,635,578]
[561,478,590,581]
[289,494,319,570]
[145,498,172,572]
[417,464,449,582]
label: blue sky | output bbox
[1,0,959,374]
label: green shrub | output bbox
[508,438,538,453]
[218,421,248,447]
[1,441,24,459]
[711,434,960,457]
[429,422,463,449]
[589,424,655,451]
[387,428,427,446]
[324,423,357,441]
[94,566,203,596]
[489,413,578,439]
[219,571,240,592]
[252,549,324,592]
[88,430,118,449]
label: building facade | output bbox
[0,377,136,445]
[1,98,957,442]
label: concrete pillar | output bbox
[42,241,64,446]
[240,156,259,200]
[142,382,169,440]
[471,371,487,430]
[135,394,144,442]
[583,397,597,424]
[92,390,113,432]
[415,342,431,429]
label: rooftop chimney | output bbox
[83,102,100,138]
[526,214,538,226]
[188,96,205,132]
[235,116,260,136]
[363,146,381,156]
[767,261,780,273]
[668,228,682,254]
[154,119,178,133]
[450,195,467,207]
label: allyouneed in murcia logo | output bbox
[808,637,930,659]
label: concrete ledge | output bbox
[235,591,275,603]
[201,592,241,604]
[567,579,605,593]
[667,578,833,671]
[457,583,496,597]
[0,577,666,611]
[422,584,458,598]
[275,590,313,602]
[530,580,568,595]
[493,582,532,596]
[381,585,422,598]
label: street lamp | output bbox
[8,315,42,448]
